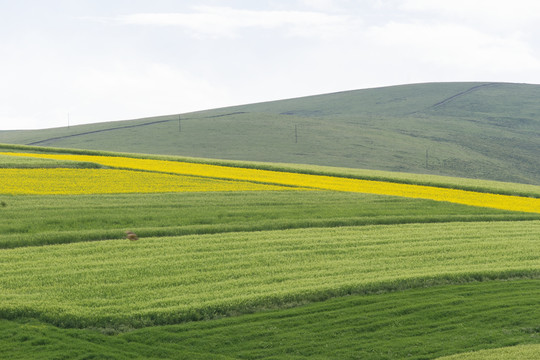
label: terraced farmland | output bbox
[0,145,539,359]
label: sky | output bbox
[1,0,540,130]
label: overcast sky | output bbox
[1,0,540,130]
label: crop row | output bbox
[1,221,538,328]
[2,152,539,213]
[0,168,296,194]
[2,191,535,249]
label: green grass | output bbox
[1,191,535,249]
[122,279,540,360]
[1,82,539,184]
[1,221,539,328]
[0,153,102,169]
[1,280,538,359]
[436,344,540,360]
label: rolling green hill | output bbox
[1,82,539,184]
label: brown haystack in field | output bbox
[125,231,138,241]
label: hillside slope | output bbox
[1,82,539,184]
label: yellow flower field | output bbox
[1,151,539,213]
[0,168,296,195]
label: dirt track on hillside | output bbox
[26,119,173,146]
[429,83,499,109]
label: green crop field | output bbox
[0,143,539,359]
[0,153,102,169]
[2,191,536,249]
[2,220,540,329]
[1,280,539,359]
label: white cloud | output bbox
[299,0,350,12]
[367,21,540,73]
[113,6,356,38]
[399,0,540,25]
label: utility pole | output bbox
[178,115,181,132]
[425,149,429,169]
[295,124,298,143]
[68,112,70,129]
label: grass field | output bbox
[0,146,539,359]
[1,82,539,185]
[2,191,534,249]
[1,280,539,359]
[437,344,540,360]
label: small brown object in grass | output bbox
[125,231,138,241]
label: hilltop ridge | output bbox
[1,82,539,184]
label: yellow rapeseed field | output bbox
[1,152,539,213]
[0,168,296,195]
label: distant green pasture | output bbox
[1,82,539,184]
